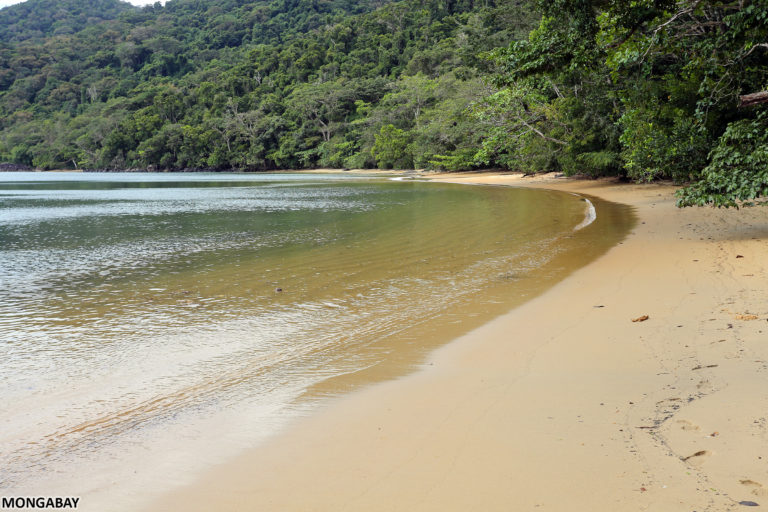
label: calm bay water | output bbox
[0,172,633,509]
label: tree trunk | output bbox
[739,91,768,108]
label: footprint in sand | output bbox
[741,479,768,497]
[677,419,700,431]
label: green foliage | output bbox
[0,0,133,43]
[371,124,412,168]
[471,85,557,172]
[427,149,477,171]
[619,106,710,182]
[0,0,534,171]
[2,0,766,209]
[677,112,768,208]
[484,0,768,205]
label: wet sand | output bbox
[147,173,768,511]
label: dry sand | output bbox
[148,173,768,511]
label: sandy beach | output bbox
[147,173,768,511]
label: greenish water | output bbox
[0,172,634,508]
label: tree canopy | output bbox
[0,0,536,171]
[0,0,766,206]
[485,0,768,206]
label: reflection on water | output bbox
[0,172,634,508]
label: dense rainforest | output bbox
[0,0,766,206]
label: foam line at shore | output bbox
[573,196,596,231]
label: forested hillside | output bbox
[0,0,766,206]
[0,0,536,172]
[0,0,135,43]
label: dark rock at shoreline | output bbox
[84,168,146,173]
[82,167,264,173]
[0,163,33,172]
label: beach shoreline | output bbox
[145,172,768,511]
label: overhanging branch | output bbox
[739,91,768,108]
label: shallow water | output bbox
[0,172,634,508]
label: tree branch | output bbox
[642,0,704,59]
[739,91,768,108]
[518,117,568,145]
[742,43,768,59]
[607,24,640,49]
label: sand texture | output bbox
[148,173,768,511]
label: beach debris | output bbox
[681,450,709,462]
[594,305,605,308]
[737,314,759,321]
[709,431,719,437]
[736,255,745,258]
[632,315,649,322]
[275,287,283,292]
[639,487,647,492]
[738,501,759,507]
[692,364,719,371]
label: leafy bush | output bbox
[619,107,710,183]
[371,124,412,169]
[677,112,768,208]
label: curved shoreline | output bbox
[145,172,768,511]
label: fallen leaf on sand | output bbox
[736,314,759,321]
[632,315,649,322]
[681,450,708,461]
